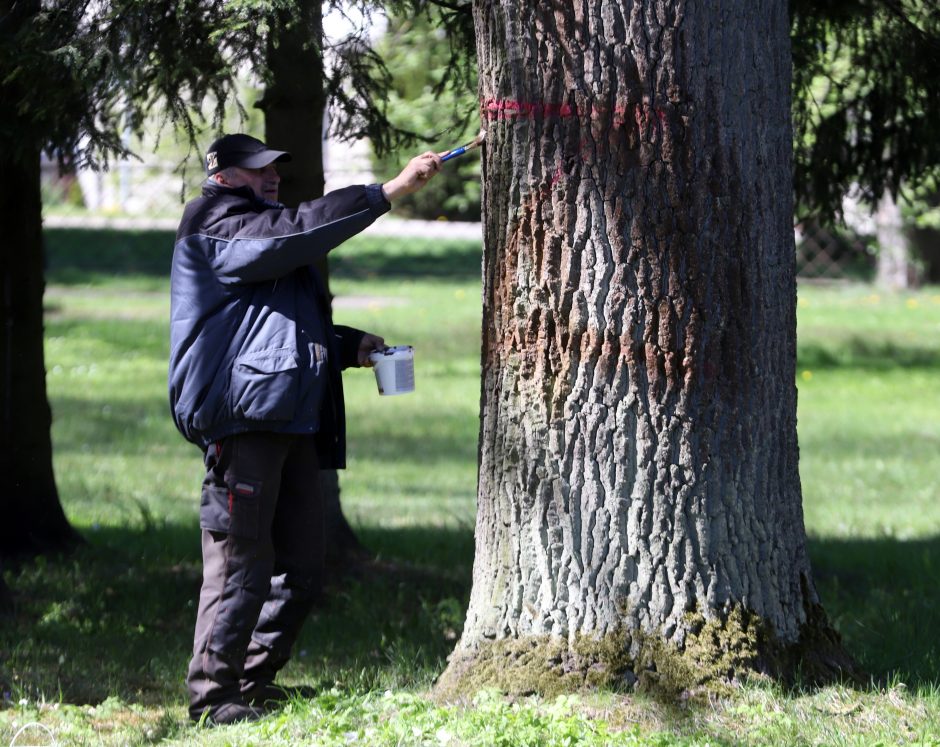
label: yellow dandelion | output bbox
[801,370,813,381]
[798,298,810,308]
[906,298,920,309]
[455,289,466,299]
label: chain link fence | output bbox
[795,222,876,282]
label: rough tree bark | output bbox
[0,148,83,566]
[258,0,371,574]
[438,0,852,697]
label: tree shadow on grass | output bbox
[4,518,938,709]
[43,228,482,284]
[798,338,940,371]
[44,229,176,280]
[809,535,940,689]
[329,244,481,282]
[0,522,473,707]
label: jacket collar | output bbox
[201,178,284,209]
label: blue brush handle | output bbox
[441,147,468,162]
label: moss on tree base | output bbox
[435,602,859,702]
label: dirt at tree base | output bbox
[434,601,859,703]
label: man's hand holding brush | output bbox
[382,152,443,203]
[382,130,486,204]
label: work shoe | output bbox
[242,682,317,707]
[193,700,267,726]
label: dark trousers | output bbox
[186,432,323,716]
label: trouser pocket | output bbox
[199,483,261,539]
[200,438,267,539]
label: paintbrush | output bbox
[441,129,487,162]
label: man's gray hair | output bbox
[214,167,241,183]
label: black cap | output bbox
[205,134,291,176]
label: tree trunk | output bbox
[259,0,372,575]
[0,149,82,563]
[260,0,327,220]
[439,0,852,697]
[875,190,919,290]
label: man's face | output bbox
[217,163,281,202]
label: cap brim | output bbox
[234,149,292,169]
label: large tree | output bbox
[0,138,81,612]
[0,0,246,567]
[438,0,853,697]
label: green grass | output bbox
[1,229,939,744]
[795,286,940,691]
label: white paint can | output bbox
[368,345,415,395]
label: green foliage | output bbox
[791,0,940,220]
[319,1,471,158]
[0,0,284,168]
[380,0,475,100]
[901,174,940,229]
[370,9,481,221]
[0,0,472,173]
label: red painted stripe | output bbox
[482,98,664,126]
[482,98,580,119]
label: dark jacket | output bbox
[168,179,390,467]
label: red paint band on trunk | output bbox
[482,98,664,125]
[482,99,581,119]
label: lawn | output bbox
[1,228,939,745]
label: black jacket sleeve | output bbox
[210,185,390,285]
[334,325,366,370]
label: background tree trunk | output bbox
[440,0,850,696]
[259,0,372,578]
[261,0,327,220]
[875,190,919,290]
[0,148,82,563]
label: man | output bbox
[168,133,441,725]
